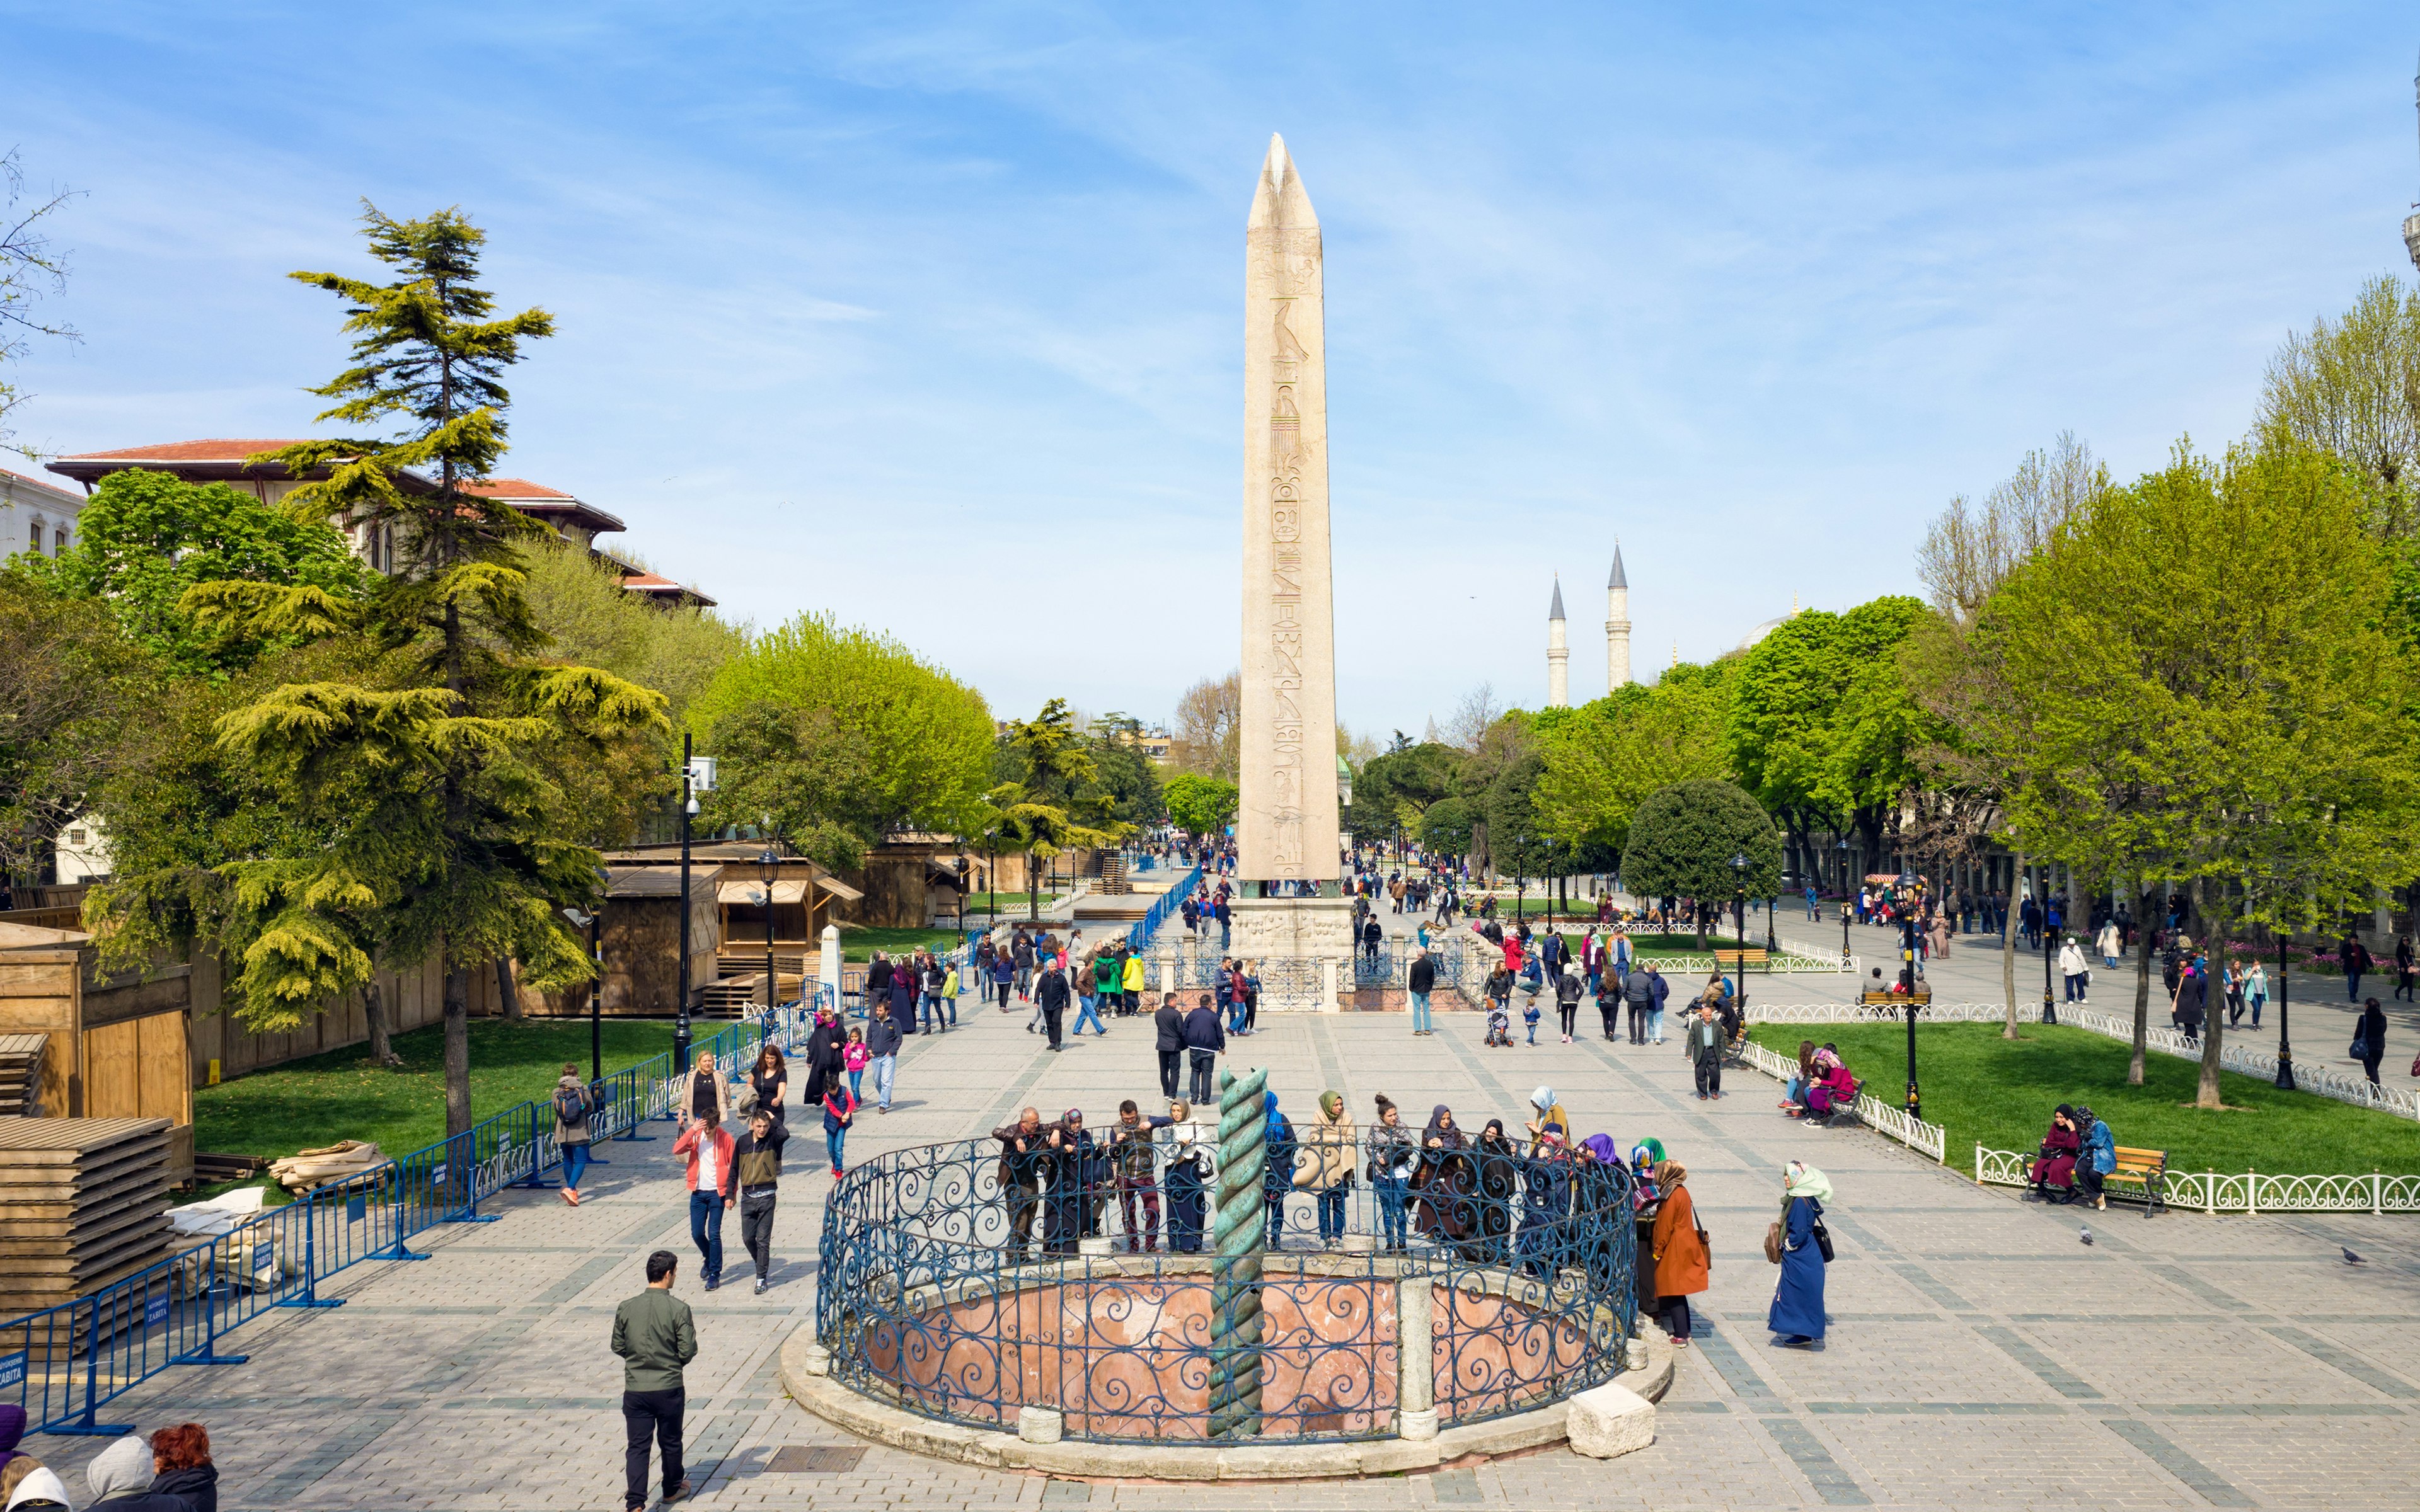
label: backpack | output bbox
[553,1084,589,1125]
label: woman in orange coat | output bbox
[1647,1159,1709,1346]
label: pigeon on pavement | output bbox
[2079,1227,2094,1246]
[2342,1247,2365,1265]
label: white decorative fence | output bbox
[1734,1038,1949,1164]
[1974,1145,2420,1215]
[1741,1001,2420,1123]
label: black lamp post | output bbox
[563,905,602,1083]
[1731,854,1748,1007]
[758,846,781,1010]
[1836,839,1852,960]
[2040,884,2059,1024]
[676,733,696,1074]
[2273,934,2295,1090]
[1904,995,1922,1120]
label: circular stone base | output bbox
[778,1327,1673,1480]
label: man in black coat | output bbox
[1181,992,1225,1104]
[1036,961,1071,1050]
[1153,992,1186,1098]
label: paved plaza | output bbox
[23,970,2420,1511]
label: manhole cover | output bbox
[765,1446,866,1473]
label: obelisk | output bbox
[1238,134,1341,886]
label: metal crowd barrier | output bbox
[0,995,841,1436]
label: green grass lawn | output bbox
[1748,1021,2420,1178]
[195,1018,681,1186]
[965,893,1059,917]
[836,925,967,961]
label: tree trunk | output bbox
[360,980,400,1067]
[443,960,473,1140]
[2196,884,2226,1109]
[2002,849,2024,1038]
[2130,884,2153,1084]
[495,956,522,1021]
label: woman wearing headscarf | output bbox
[1524,1087,1568,1153]
[2029,1105,2082,1200]
[1768,1160,1831,1346]
[1516,1122,1574,1278]
[1472,1118,1519,1263]
[1627,1138,1668,1320]
[1366,1096,1419,1251]
[1571,1135,1625,1293]
[1299,1091,1358,1247]
[1647,1158,1710,1346]
[1413,1105,1477,1245]
[1261,1089,1297,1247]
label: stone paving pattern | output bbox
[21,903,2420,1509]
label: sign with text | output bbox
[0,1352,25,1391]
[144,1292,170,1329]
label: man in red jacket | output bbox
[673,1108,734,1291]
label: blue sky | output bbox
[6,3,2417,736]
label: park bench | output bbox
[1859,987,1932,1007]
[1715,949,1771,968]
[2104,1145,2169,1215]
[1807,1077,1865,1128]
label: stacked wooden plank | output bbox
[0,1033,43,1116]
[0,1118,173,1309]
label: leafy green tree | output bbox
[1083,712,1165,827]
[110,205,667,1144]
[986,701,1133,917]
[1535,662,1736,860]
[0,568,152,884]
[1349,741,1463,844]
[519,539,740,721]
[2258,275,2420,541]
[20,467,367,676]
[1975,442,2419,1106]
[1419,796,1475,858]
[1618,779,1784,949]
[690,612,993,847]
[703,701,880,871]
[1164,772,1238,840]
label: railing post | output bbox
[2245,1167,2256,1217]
[278,1188,344,1310]
[2374,1170,2383,1217]
[1397,1275,1437,1440]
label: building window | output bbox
[28,517,43,554]
[54,527,67,556]
[67,828,87,846]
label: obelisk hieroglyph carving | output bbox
[1238,134,1340,884]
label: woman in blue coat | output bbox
[1768,1160,1830,1346]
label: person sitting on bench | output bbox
[2029,1104,2081,1202]
[1804,1048,1856,1118]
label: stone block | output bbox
[1397,1407,1439,1442]
[1018,1406,1064,1445]
[1564,1382,1654,1459]
[1076,1237,1114,1256]
[800,1343,831,1377]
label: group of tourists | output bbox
[0,1414,217,1511]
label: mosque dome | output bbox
[1735,615,1792,653]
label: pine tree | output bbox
[197,205,667,1142]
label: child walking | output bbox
[843,1027,870,1100]
[822,1080,859,1179]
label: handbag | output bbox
[2350,1033,2370,1060]
[1811,1214,1835,1263]
[1762,1221,1783,1265]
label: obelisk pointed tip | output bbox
[1251,132,1317,230]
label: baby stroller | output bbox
[1484,1002,1513,1047]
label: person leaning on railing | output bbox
[993,1108,1048,1254]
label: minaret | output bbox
[1605,544,1632,691]
[2406,52,2420,272]
[1546,578,1569,708]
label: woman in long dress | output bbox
[1768,1160,1830,1346]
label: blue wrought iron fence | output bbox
[0,993,846,1438]
[814,1126,1634,1443]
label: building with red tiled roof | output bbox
[44,441,713,608]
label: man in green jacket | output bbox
[613,1250,698,1511]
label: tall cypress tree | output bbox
[195,205,666,1142]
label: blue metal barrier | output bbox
[0,997,839,1438]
